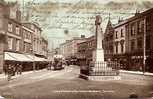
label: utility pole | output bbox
[30,43,35,71]
[143,16,146,74]
[22,0,24,20]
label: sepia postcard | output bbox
[0,0,153,99]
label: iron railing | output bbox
[89,61,120,76]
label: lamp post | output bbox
[33,51,35,71]
[33,37,36,71]
[143,16,146,74]
[30,48,35,71]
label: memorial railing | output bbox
[89,61,120,76]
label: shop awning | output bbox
[26,54,48,62]
[4,52,17,61]
[6,52,33,62]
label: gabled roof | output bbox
[105,19,114,34]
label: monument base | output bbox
[88,61,120,81]
[79,74,121,81]
[88,75,121,81]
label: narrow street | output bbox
[0,65,152,99]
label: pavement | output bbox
[0,65,152,99]
[120,70,153,76]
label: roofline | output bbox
[6,17,22,25]
[114,8,153,28]
[22,22,42,31]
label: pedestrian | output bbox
[48,62,51,70]
[12,64,16,76]
[7,64,13,81]
[4,63,8,75]
[50,61,52,70]
[46,63,50,70]
[16,64,20,75]
[19,64,22,75]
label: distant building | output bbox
[59,36,86,59]
[77,36,96,66]
[41,37,48,58]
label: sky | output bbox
[5,0,153,50]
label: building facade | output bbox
[103,19,114,60]
[22,22,48,58]
[0,1,48,72]
[22,24,33,54]
[104,8,153,71]
[124,8,153,71]
[0,2,23,72]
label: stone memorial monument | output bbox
[88,15,120,80]
[93,15,104,62]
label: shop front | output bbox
[4,52,49,71]
[124,50,153,72]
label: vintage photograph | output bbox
[0,0,153,99]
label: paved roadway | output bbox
[0,65,152,99]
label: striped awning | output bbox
[5,52,17,61]
[26,54,48,62]
[5,52,32,62]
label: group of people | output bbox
[4,63,23,81]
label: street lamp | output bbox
[143,16,146,74]
[30,46,35,71]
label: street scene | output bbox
[0,0,153,99]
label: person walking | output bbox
[19,64,22,75]
[7,64,13,81]
[12,64,16,76]
[4,63,8,75]
[16,64,20,75]
[49,61,52,70]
